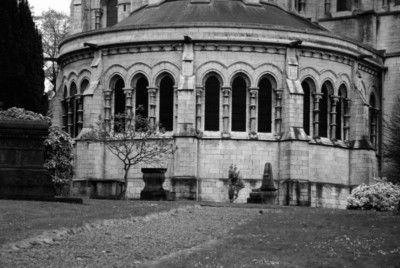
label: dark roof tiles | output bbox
[114,0,325,32]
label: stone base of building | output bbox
[72,177,355,209]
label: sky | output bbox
[29,0,71,16]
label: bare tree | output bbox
[86,114,175,199]
[36,9,70,88]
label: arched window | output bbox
[302,78,315,136]
[62,86,68,132]
[231,76,247,132]
[159,75,174,131]
[369,94,378,148]
[336,85,347,140]
[204,75,220,131]
[69,82,78,137]
[80,79,89,94]
[135,75,149,130]
[319,81,333,138]
[258,76,273,133]
[113,76,125,133]
[106,0,118,27]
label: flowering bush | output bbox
[347,181,400,211]
[228,165,245,203]
[44,126,74,195]
[0,107,50,123]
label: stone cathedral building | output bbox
[51,0,400,208]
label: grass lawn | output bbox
[0,199,192,245]
[156,206,400,268]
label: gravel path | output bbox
[0,206,260,267]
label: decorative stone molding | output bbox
[300,49,354,67]
[123,87,134,125]
[194,43,286,55]
[101,44,183,57]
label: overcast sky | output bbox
[29,0,71,16]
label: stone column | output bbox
[94,8,102,30]
[274,89,283,135]
[76,93,84,135]
[67,97,73,136]
[330,95,339,140]
[104,89,112,131]
[196,87,203,132]
[343,98,351,141]
[249,87,258,138]
[123,87,134,126]
[148,87,158,126]
[222,87,231,138]
[313,93,323,137]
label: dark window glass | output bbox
[159,76,174,131]
[70,83,78,137]
[135,77,149,130]
[337,0,351,11]
[107,0,118,27]
[80,79,89,93]
[114,78,125,132]
[258,78,272,133]
[369,94,377,147]
[232,76,247,132]
[302,81,311,135]
[319,84,330,138]
[205,76,220,131]
[336,86,347,140]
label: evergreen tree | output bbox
[0,0,46,114]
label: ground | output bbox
[0,200,399,267]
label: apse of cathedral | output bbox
[51,0,400,207]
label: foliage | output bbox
[347,181,400,211]
[84,113,175,199]
[44,126,74,195]
[384,96,400,184]
[228,165,245,203]
[35,9,70,88]
[0,107,50,123]
[0,0,46,114]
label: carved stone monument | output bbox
[140,168,168,201]
[247,163,277,204]
[0,120,55,200]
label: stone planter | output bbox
[0,120,54,199]
[140,168,167,201]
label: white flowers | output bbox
[347,181,400,211]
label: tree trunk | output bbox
[120,166,130,200]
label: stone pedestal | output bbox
[140,168,168,201]
[248,163,277,204]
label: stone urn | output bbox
[140,168,168,201]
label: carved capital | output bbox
[222,87,231,96]
[147,87,158,95]
[249,87,259,97]
[123,87,134,97]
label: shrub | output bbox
[347,181,400,211]
[44,126,74,196]
[228,165,245,203]
[0,107,50,123]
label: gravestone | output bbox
[0,120,55,199]
[247,162,277,204]
[140,168,168,200]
